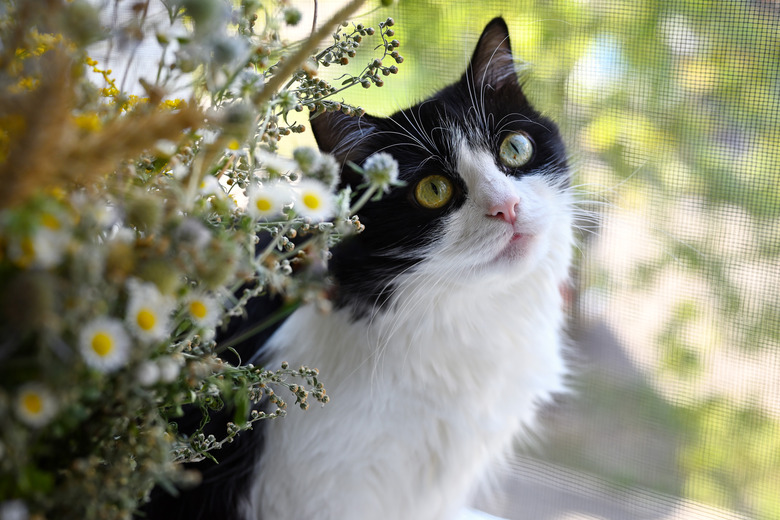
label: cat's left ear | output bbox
[465,17,523,94]
[310,110,378,161]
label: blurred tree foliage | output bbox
[329,0,780,518]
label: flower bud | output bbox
[283,6,302,25]
[361,152,399,193]
[136,361,161,386]
[293,147,320,174]
[137,259,183,295]
[126,196,163,233]
[105,239,136,284]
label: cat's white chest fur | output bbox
[248,259,569,520]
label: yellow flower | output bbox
[73,112,102,132]
[79,317,131,372]
[186,293,221,337]
[125,280,174,342]
[9,223,70,270]
[162,98,187,110]
[15,383,57,428]
[14,76,39,92]
[293,180,334,221]
[246,184,290,220]
[199,176,226,198]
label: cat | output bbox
[141,16,573,520]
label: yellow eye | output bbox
[499,132,534,168]
[414,175,453,209]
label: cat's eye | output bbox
[499,132,534,168]
[414,175,453,209]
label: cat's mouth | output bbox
[494,230,534,262]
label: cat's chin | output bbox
[486,230,549,275]
[497,231,534,259]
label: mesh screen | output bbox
[336,1,780,518]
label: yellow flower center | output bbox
[21,237,35,257]
[22,392,43,415]
[302,193,320,210]
[136,309,156,331]
[255,197,273,213]
[91,332,114,357]
[74,113,102,133]
[41,213,61,230]
[189,300,208,320]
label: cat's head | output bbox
[311,17,572,315]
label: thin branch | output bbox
[254,0,366,107]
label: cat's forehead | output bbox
[384,96,540,178]
[452,135,496,183]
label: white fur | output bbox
[247,141,573,520]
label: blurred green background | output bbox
[310,0,780,518]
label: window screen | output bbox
[337,1,780,519]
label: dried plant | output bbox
[0,0,401,518]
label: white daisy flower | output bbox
[125,280,174,343]
[186,293,221,329]
[292,179,334,221]
[199,175,226,198]
[79,317,131,372]
[7,236,36,268]
[246,183,291,220]
[92,203,120,228]
[8,212,71,269]
[30,227,69,269]
[14,383,57,428]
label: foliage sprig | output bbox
[0,0,400,518]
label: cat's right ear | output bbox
[465,17,524,96]
[309,109,378,167]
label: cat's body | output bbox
[142,17,573,520]
[251,254,569,519]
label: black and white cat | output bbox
[143,16,572,520]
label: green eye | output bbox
[414,175,453,209]
[499,132,534,168]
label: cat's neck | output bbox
[267,259,568,395]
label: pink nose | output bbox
[487,197,519,224]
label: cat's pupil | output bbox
[429,182,440,196]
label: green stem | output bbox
[350,185,378,214]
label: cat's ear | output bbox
[465,17,522,93]
[310,109,378,165]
